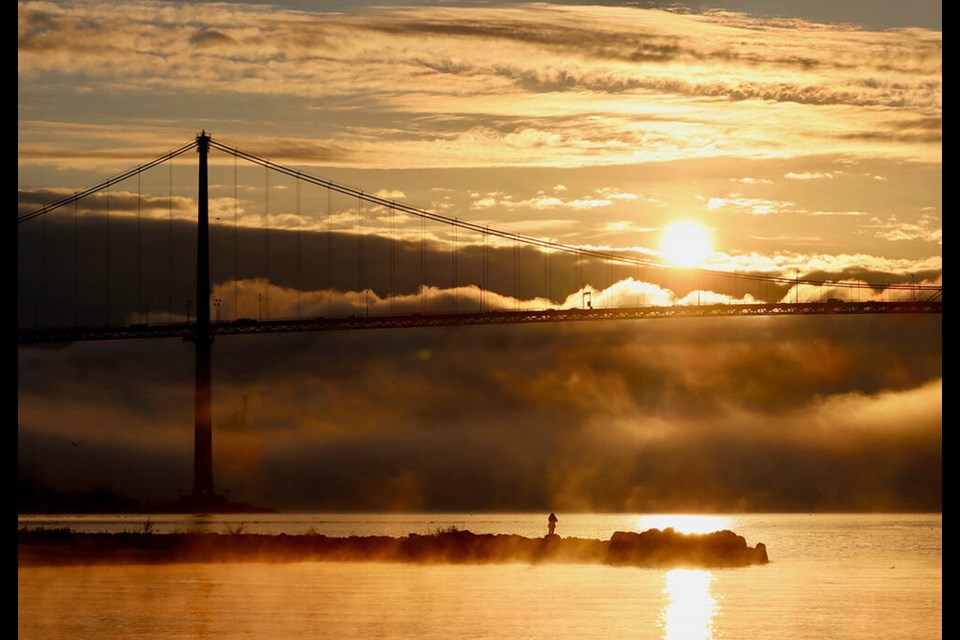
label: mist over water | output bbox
[19,514,941,639]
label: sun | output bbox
[659,221,713,267]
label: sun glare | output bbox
[638,515,731,535]
[659,222,713,267]
[660,569,717,640]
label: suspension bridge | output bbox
[17,132,942,509]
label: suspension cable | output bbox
[19,141,198,224]
[210,137,938,294]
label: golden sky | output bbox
[19,1,941,276]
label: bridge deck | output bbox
[17,300,942,344]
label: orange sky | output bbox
[19,1,941,278]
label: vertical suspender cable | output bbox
[452,219,458,313]
[572,249,578,307]
[358,195,365,314]
[514,238,519,310]
[543,245,548,306]
[137,169,142,323]
[106,186,111,324]
[389,204,395,314]
[481,227,486,312]
[169,157,174,320]
[264,167,270,320]
[326,187,333,315]
[233,153,238,319]
[635,261,643,307]
[296,174,302,318]
[419,215,425,313]
[73,198,79,325]
[40,210,46,327]
[576,250,581,302]
[605,258,610,306]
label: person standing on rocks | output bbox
[547,512,558,536]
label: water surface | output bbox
[18,513,941,639]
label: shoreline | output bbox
[19,526,768,568]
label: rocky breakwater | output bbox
[19,526,768,568]
[608,527,768,568]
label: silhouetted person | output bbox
[548,512,558,536]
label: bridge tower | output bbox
[192,131,215,500]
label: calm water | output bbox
[18,513,941,639]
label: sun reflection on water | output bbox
[659,569,717,640]
[637,515,731,535]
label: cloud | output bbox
[373,189,407,200]
[469,187,649,213]
[18,313,942,511]
[705,193,872,219]
[605,221,658,234]
[707,194,795,215]
[865,215,941,243]
[596,188,641,201]
[749,234,824,245]
[471,192,614,211]
[807,210,867,217]
[784,171,839,180]
[17,2,942,170]
[704,249,941,281]
[189,29,236,49]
